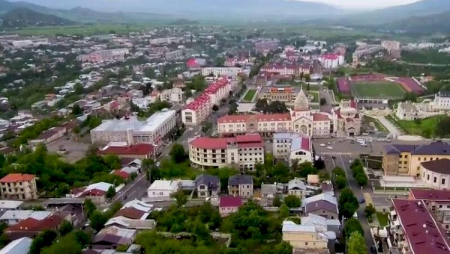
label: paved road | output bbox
[113,173,150,204]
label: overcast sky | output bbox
[303,0,421,9]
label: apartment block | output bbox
[0,174,37,200]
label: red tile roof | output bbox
[6,214,64,233]
[114,207,146,220]
[112,170,130,179]
[190,134,264,150]
[219,196,243,208]
[0,174,35,183]
[392,199,450,254]
[409,189,450,201]
[80,189,106,197]
[312,113,329,121]
[99,144,154,156]
[218,113,291,124]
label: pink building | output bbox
[219,196,243,217]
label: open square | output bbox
[352,81,406,99]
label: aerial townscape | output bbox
[3,0,450,254]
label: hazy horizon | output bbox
[302,0,421,9]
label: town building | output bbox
[160,88,183,104]
[76,48,129,63]
[408,189,450,232]
[396,102,420,120]
[182,78,230,126]
[258,86,302,106]
[72,182,117,204]
[383,141,450,176]
[273,133,313,164]
[98,143,155,160]
[219,196,243,217]
[29,127,66,146]
[389,198,450,254]
[282,221,328,250]
[189,134,265,170]
[0,210,52,226]
[419,159,450,190]
[218,89,332,138]
[91,109,177,146]
[228,175,253,198]
[194,174,220,198]
[330,100,361,137]
[201,67,242,77]
[319,53,344,69]
[5,213,66,240]
[0,237,32,254]
[146,180,180,202]
[0,200,24,214]
[434,91,450,110]
[382,40,401,58]
[92,226,136,249]
[288,178,308,199]
[0,174,37,201]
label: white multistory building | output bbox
[201,67,242,77]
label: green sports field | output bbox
[352,81,406,99]
[242,89,257,102]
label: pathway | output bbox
[375,116,402,137]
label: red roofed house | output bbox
[5,214,66,240]
[219,196,243,217]
[182,78,230,126]
[98,143,154,160]
[189,134,264,170]
[0,174,37,200]
[389,198,450,254]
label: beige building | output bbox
[189,134,265,170]
[282,221,328,250]
[228,175,253,198]
[160,88,183,104]
[258,86,301,106]
[0,174,37,200]
[218,89,332,138]
[419,159,450,190]
[396,102,420,120]
[383,141,450,176]
[331,100,361,137]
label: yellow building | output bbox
[282,221,328,250]
[383,141,450,176]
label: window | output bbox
[443,179,446,185]
[428,175,430,180]
[434,177,437,183]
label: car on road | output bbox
[359,198,365,204]
[327,146,333,150]
[320,144,325,147]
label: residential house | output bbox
[72,182,117,205]
[219,196,243,217]
[228,175,253,198]
[396,102,420,120]
[5,213,66,240]
[92,226,136,250]
[111,166,139,180]
[273,133,313,164]
[29,127,66,146]
[0,200,24,214]
[303,193,339,220]
[0,210,51,226]
[0,237,32,254]
[160,88,183,104]
[98,143,155,160]
[288,178,308,199]
[194,174,220,198]
[146,180,180,201]
[0,174,37,201]
[261,183,277,199]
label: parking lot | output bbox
[47,136,90,163]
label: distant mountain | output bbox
[384,11,450,34]
[1,8,75,27]
[7,0,343,20]
[337,0,450,26]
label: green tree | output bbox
[318,170,330,182]
[212,104,219,111]
[347,232,367,254]
[185,89,193,98]
[272,195,282,207]
[59,220,73,236]
[365,204,377,221]
[279,204,290,218]
[171,189,188,207]
[338,188,359,219]
[170,143,187,163]
[29,230,58,254]
[343,218,364,238]
[336,176,347,190]
[103,154,121,169]
[71,104,83,115]
[105,186,116,199]
[89,210,107,232]
[41,233,82,254]
[73,230,90,247]
[284,195,301,208]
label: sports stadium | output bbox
[337,74,425,109]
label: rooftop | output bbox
[0,200,23,210]
[218,113,291,124]
[274,133,311,152]
[219,196,243,207]
[392,199,450,254]
[0,237,32,254]
[228,175,253,185]
[99,143,154,156]
[189,134,264,150]
[421,159,450,175]
[409,189,450,201]
[0,174,34,183]
[147,180,179,191]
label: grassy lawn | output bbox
[376,212,389,227]
[308,91,319,103]
[394,115,446,138]
[243,89,257,102]
[364,116,388,133]
[352,81,406,99]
